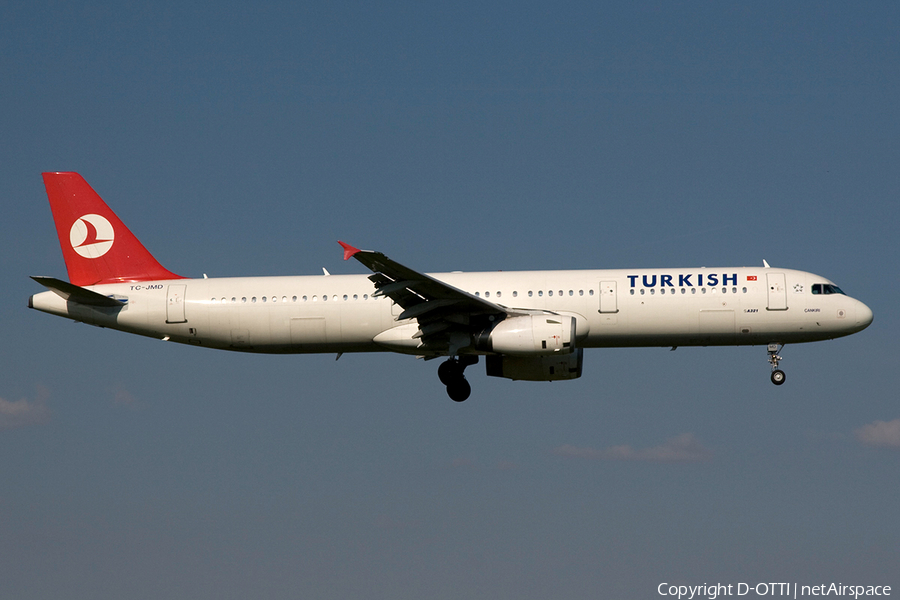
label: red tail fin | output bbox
[42,172,185,286]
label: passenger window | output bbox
[640,289,645,295]
[528,291,533,297]
[589,290,594,296]
[496,292,502,298]
[579,290,584,296]
[548,290,553,297]
[343,294,348,301]
[742,287,747,293]
[630,289,635,295]
[513,291,518,297]
[252,297,257,303]
[242,297,247,303]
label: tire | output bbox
[771,369,786,385]
[438,360,460,386]
[446,378,471,402]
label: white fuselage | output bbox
[29,266,873,354]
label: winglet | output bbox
[338,241,361,261]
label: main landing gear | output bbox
[438,356,479,402]
[768,343,786,386]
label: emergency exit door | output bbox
[599,281,618,313]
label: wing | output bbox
[339,242,509,355]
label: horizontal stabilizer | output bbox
[31,276,126,307]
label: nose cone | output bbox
[856,300,874,331]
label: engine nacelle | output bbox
[485,348,584,381]
[476,315,575,356]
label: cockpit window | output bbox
[812,283,845,295]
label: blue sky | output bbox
[2,2,898,598]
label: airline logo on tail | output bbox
[69,214,114,258]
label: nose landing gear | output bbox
[438,355,479,402]
[768,343,786,385]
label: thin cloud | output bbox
[854,419,900,449]
[111,385,140,409]
[553,433,712,463]
[0,389,52,431]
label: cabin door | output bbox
[766,273,788,311]
[166,284,187,323]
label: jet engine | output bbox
[475,315,576,356]
[485,348,584,381]
[474,315,583,381]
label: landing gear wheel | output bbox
[438,360,461,386]
[446,378,471,402]
[766,343,786,386]
[438,356,479,400]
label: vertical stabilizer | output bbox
[41,172,184,286]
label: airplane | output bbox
[29,172,873,402]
